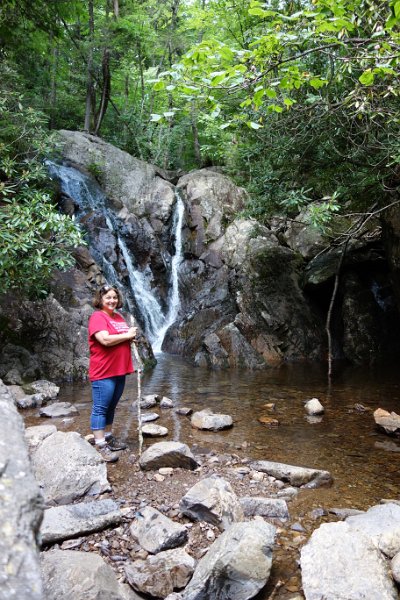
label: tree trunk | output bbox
[191,101,202,166]
[49,41,58,130]
[84,0,95,132]
[94,47,111,135]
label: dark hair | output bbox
[92,285,123,309]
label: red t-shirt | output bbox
[88,311,134,381]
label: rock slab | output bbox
[139,441,199,471]
[40,499,122,545]
[183,520,276,600]
[180,476,244,531]
[0,380,44,600]
[250,460,332,488]
[300,521,397,599]
[346,502,400,557]
[130,505,188,554]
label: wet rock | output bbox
[176,407,193,416]
[240,497,289,520]
[124,548,195,597]
[39,402,79,418]
[17,393,46,409]
[304,398,324,415]
[160,396,174,408]
[139,395,159,409]
[40,499,122,545]
[142,424,169,437]
[180,477,244,531]
[139,442,199,471]
[130,505,188,553]
[375,440,400,452]
[0,380,44,600]
[141,412,160,423]
[250,460,332,488]
[346,502,400,557]
[182,520,276,600]
[300,521,397,599]
[258,415,280,427]
[24,379,60,401]
[191,408,233,431]
[31,431,110,505]
[41,549,141,600]
[374,408,400,435]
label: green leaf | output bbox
[359,69,374,86]
[153,81,165,91]
[246,121,263,129]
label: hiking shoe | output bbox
[106,435,127,451]
[97,444,119,463]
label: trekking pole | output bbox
[129,315,144,456]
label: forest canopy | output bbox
[1,0,400,295]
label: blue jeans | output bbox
[90,375,126,431]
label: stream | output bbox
[25,354,400,598]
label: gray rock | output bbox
[24,380,60,401]
[40,499,122,545]
[329,507,365,519]
[31,431,110,505]
[391,551,400,583]
[304,398,324,416]
[130,505,188,554]
[176,407,193,416]
[141,412,160,423]
[25,424,58,453]
[139,441,199,471]
[142,424,169,437]
[160,396,174,408]
[0,381,44,600]
[39,402,79,418]
[124,548,195,597]
[191,409,233,431]
[250,460,332,488]
[17,393,46,409]
[139,395,158,409]
[300,521,397,599]
[180,477,244,531]
[240,497,289,520]
[182,520,276,600]
[346,502,400,557]
[41,549,141,600]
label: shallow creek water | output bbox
[25,354,400,598]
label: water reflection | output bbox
[25,355,400,510]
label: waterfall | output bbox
[47,161,184,352]
[152,191,184,352]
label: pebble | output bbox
[159,467,174,475]
[251,471,264,481]
[154,474,165,482]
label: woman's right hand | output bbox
[127,327,137,341]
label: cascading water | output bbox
[47,161,184,352]
[152,191,184,352]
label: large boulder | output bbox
[182,520,276,600]
[41,549,140,600]
[30,430,110,505]
[0,381,44,600]
[300,521,397,599]
[180,477,244,531]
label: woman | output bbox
[88,284,137,462]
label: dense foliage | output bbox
[1,0,400,295]
[0,64,84,297]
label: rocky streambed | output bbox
[4,375,400,600]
